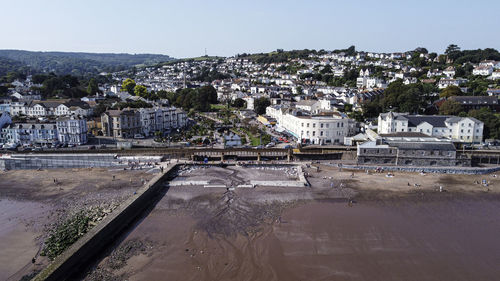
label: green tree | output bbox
[254,97,271,115]
[439,100,464,115]
[440,85,463,98]
[468,108,500,140]
[121,78,136,94]
[134,84,148,98]
[232,98,246,108]
[445,44,461,59]
[87,78,99,95]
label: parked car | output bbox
[134,134,145,139]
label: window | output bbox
[307,123,309,128]
[320,131,323,136]
[320,123,324,128]
[312,131,316,136]
[301,123,304,127]
[313,123,316,128]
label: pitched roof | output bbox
[389,141,456,151]
[450,96,498,105]
[405,115,450,127]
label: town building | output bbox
[378,112,484,143]
[1,123,59,145]
[357,133,469,167]
[56,116,88,145]
[101,109,141,138]
[449,96,500,112]
[268,107,351,145]
[138,107,187,137]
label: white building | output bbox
[438,78,467,89]
[473,65,493,76]
[1,123,59,145]
[268,107,351,145]
[443,66,456,78]
[56,116,88,145]
[378,112,483,143]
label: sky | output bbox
[0,0,499,58]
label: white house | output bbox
[378,112,483,143]
[473,65,493,76]
[443,66,455,78]
[267,107,351,145]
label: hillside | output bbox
[0,56,30,77]
[0,50,174,76]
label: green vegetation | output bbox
[439,100,463,115]
[468,108,500,140]
[362,80,437,118]
[254,97,271,115]
[0,50,172,76]
[0,57,30,78]
[444,44,500,64]
[121,78,136,94]
[238,49,323,64]
[41,208,106,260]
[440,85,463,98]
[166,86,218,112]
[232,98,246,108]
[29,73,111,99]
[192,66,230,82]
[113,100,152,109]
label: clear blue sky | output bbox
[1,0,499,58]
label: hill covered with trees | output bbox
[0,50,173,77]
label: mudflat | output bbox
[0,168,155,281]
[83,165,500,281]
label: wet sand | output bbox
[0,168,155,281]
[84,165,500,281]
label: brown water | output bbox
[88,195,500,281]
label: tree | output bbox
[445,44,460,56]
[121,78,136,94]
[468,108,500,140]
[134,85,148,98]
[295,86,303,95]
[232,98,246,108]
[87,78,99,95]
[440,85,463,98]
[254,97,271,115]
[439,100,463,115]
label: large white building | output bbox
[267,106,351,145]
[1,123,59,145]
[378,112,483,143]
